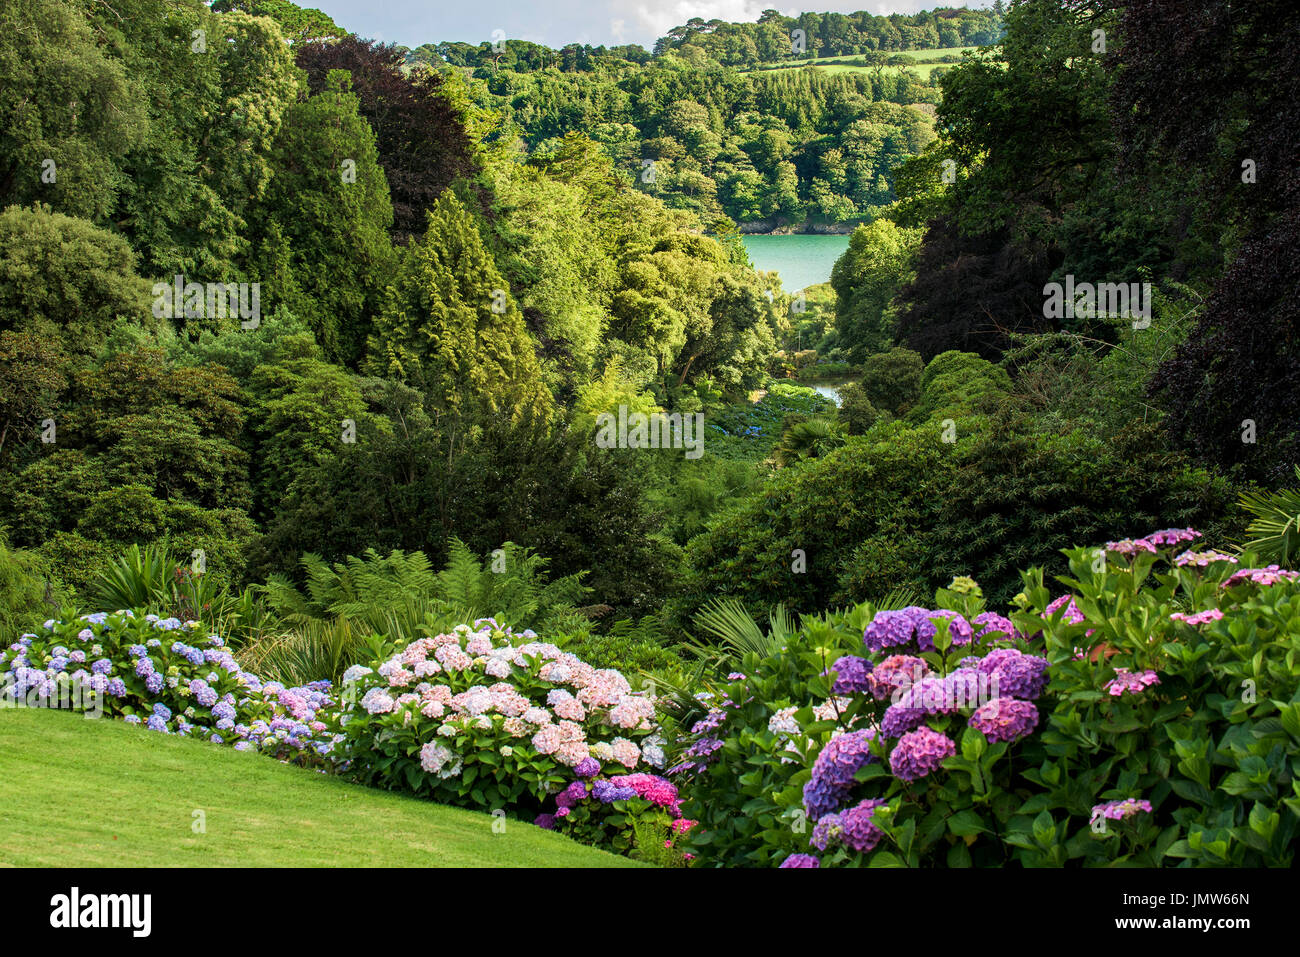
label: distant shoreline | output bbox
[737,222,859,235]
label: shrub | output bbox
[534,763,693,857]
[908,349,1012,422]
[676,527,1300,867]
[1018,530,1300,866]
[335,619,664,815]
[0,612,337,763]
[0,537,61,638]
[858,347,923,416]
[674,586,1048,867]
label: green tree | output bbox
[0,0,146,221]
[0,205,154,357]
[257,69,396,365]
[830,218,921,362]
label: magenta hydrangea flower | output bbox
[609,773,681,813]
[1175,549,1238,568]
[829,655,872,694]
[889,727,955,782]
[1144,528,1201,547]
[1104,668,1160,697]
[866,655,929,701]
[1091,798,1153,822]
[1105,538,1158,556]
[779,853,820,868]
[1169,608,1224,625]
[1044,594,1087,626]
[969,697,1039,743]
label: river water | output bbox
[741,234,851,293]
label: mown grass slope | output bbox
[0,708,640,867]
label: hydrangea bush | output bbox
[335,619,663,815]
[1017,528,1300,866]
[1,611,337,762]
[532,758,694,858]
[675,528,1300,867]
[674,583,1055,867]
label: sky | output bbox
[303,1,994,51]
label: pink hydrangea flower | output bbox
[1224,565,1300,587]
[1169,608,1224,625]
[1105,668,1160,697]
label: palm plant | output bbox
[773,417,846,466]
[1238,468,1300,565]
[90,544,174,612]
[236,617,375,687]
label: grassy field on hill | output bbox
[745,46,983,79]
[0,709,639,868]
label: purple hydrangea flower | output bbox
[809,812,842,851]
[779,853,820,868]
[829,655,872,694]
[803,729,878,821]
[972,612,1017,643]
[555,780,589,809]
[691,709,727,734]
[574,756,601,779]
[838,798,888,853]
[863,607,931,652]
[977,648,1049,700]
[592,780,638,803]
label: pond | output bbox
[805,379,856,408]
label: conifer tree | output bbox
[367,190,553,427]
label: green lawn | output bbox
[0,708,640,867]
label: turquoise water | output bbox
[741,234,851,293]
